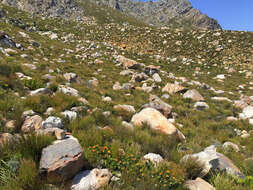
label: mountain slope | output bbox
[95,0,221,29]
[0,2,252,190]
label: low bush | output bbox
[87,145,184,189]
[180,157,205,180]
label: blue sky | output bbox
[141,0,253,31]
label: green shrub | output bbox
[0,63,22,77]
[236,176,253,188]
[87,145,184,189]
[24,95,51,114]
[22,78,45,90]
[48,82,58,92]
[1,134,54,162]
[180,157,205,180]
[0,64,12,77]
[0,158,48,190]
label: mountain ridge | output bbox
[95,0,221,30]
[1,0,221,30]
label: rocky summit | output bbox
[0,0,252,190]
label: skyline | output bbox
[141,0,253,31]
[188,0,253,31]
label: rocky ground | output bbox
[0,2,253,190]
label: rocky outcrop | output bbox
[2,0,84,20]
[96,0,221,30]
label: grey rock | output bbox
[0,31,23,50]
[30,88,53,96]
[183,89,204,102]
[194,102,209,110]
[58,85,79,97]
[120,70,134,76]
[181,145,245,178]
[142,95,172,118]
[222,142,240,152]
[61,110,77,121]
[122,83,134,90]
[239,106,253,119]
[42,116,63,129]
[0,8,6,18]
[152,73,162,83]
[64,73,78,83]
[40,136,84,182]
[161,94,170,99]
[130,72,148,82]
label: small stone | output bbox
[223,142,240,152]
[152,73,162,82]
[61,110,77,121]
[144,153,163,165]
[22,110,35,118]
[227,116,238,121]
[5,120,16,130]
[42,117,63,129]
[183,89,204,102]
[0,133,13,147]
[122,121,134,129]
[114,104,136,115]
[45,107,55,115]
[194,102,209,110]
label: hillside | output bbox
[0,2,253,190]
